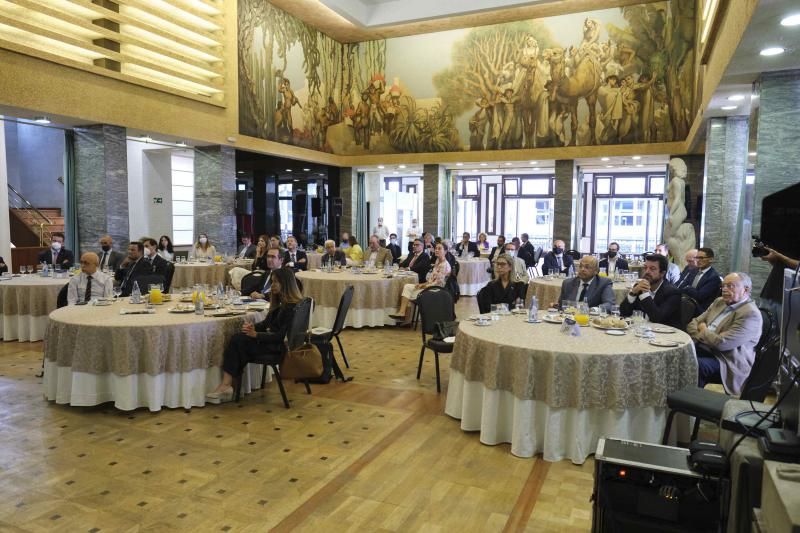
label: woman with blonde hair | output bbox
[193,232,216,261]
[477,232,490,251]
[390,242,451,322]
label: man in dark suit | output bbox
[387,233,402,263]
[556,255,614,310]
[283,236,307,271]
[321,239,346,267]
[620,254,682,328]
[37,232,74,270]
[675,248,699,288]
[487,235,506,279]
[454,232,479,258]
[115,241,153,296]
[517,233,536,268]
[237,235,257,259]
[98,235,125,272]
[678,247,721,313]
[142,238,169,279]
[400,238,431,283]
[542,239,573,275]
[599,241,629,275]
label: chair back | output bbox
[566,249,581,261]
[241,271,267,295]
[57,284,68,308]
[476,285,491,314]
[533,247,543,264]
[416,286,455,338]
[331,286,354,335]
[286,297,312,350]
[679,295,698,331]
[164,262,176,293]
[756,307,776,351]
[134,274,166,291]
[527,266,538,280]
[741,337,781,402]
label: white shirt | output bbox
[606,256,618,274]
[158,249,174,262]
[627,280,664,303]
[665,262,680,284]
[67,271,113,305]
[372,225,390,241]
[368,251,378,264]
[573,276,597,302]
[406,225,420,239]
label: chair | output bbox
[679,295,698,331]
[532,247,543,276]
[527,266,538,280]
[240,271,267,296]
[56,284,68,308]
[416,287,456,393]
[444,261,461,304]
[565,249,581,261]
[311,285,354,373]
[234,297,313,407]
[164,262,175,293]
[661,307,780,445]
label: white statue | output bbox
[663,157,696,269]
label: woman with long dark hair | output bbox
[157,235,174,262]
[252,234,269,271]
[206,268,303,403]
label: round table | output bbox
[43,302,268,411]
[457,258,490,296]
[296,269,417,328]
[525,277,630,307]
[172,261,251,290]
[0,275,69,341]
[444,311,698,463]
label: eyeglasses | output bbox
[721,283,744,289]
[695,255,710,260]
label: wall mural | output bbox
[238,0,695,155]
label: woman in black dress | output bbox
[477,254,527,313]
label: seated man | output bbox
[556,255,614,311]
[250,248,283,300]
[37,232,74,270]
[502,242,528,283]
[655,243,681,284]
[142,238,169,279]
[487,235,506,278]
[675,248,699,287]
[237,235,257,259]
[678,247,721,313]
[687,272,762,395]
[454,232,479,258]
[542,239,573,275]
[364,235,393,267]
[114,241,153,296]
[599,241,629,275]
[98,234,124,271]
[67,252,113,304]
[399,238,431,283]
[283,236,308,272]
[320,239,346,267]
[620,254,682,328]
[387,233,402,263]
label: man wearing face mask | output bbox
[599,242,628,275]
[372,217,391,242]
[502,243,528,282]
[387,233,402,263]
[542,239,573,275]
[37,232,74,269]
[142,238,170,279]
[97,235,124,272]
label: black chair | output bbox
[532,247,543,276]
[234,297,313,407]
[56,284,68,308]
[661,307,780,445]
[311,285,354,373]
[241,271,267,296]
[444,261,460,304]
[164,262,175,293]
[679,295,698,331]
[416,287,456,393]
[565,249,581,261]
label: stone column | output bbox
[0,118,11,271]
[553,160,575,248]
[74,124,128,255]
[701,116,749,274]
[751,70,800,291]
[422,164,446,238]
[194,145,236,254]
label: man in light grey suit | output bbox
[364,236,394,267]
[98,235,125,272]
[687,272,762,395]
[556,255,614,311]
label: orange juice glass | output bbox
[149,288,163,304]
[574,313,590,326]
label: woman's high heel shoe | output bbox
[205,387,233,404]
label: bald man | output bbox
[98,235,125,272]
[542,239,574,275]
[67,252,114,305]
[675,248,698,288]
[556,255,614,310]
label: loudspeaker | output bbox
[236,190,253,215]
[332,197,343,217]
[311,198,322,217]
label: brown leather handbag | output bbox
[280,341,323,380]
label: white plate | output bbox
[649,339,679,348]
[590,321,629,331]
[474,321,492,327]
[542,315,564,324]
[651,326,675,334]
[168,307,195,313]
[605,330,626,336]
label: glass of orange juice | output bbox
[149,284,163,304]
[574,302,590,326]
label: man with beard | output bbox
[620,254,682,329]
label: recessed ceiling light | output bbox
[398,164,406,169]
[601,157,610,162]
[285,169,292,172]
[504,162,512,166]
[781,14,800,26]
[632,156,641,160]
[529,161,538,165]
[760,47,785,56]
[480,162,488,166]
[606,165,614,168]
[237,170,244,175]
[392,171,399,174]
[491,169,499,172]
[33,116,51,124]
[176,141,188,147]
[749,151,757,156]
[455,162,463,166]
[303,168,310,171]
[728,94,745,101]
[533,167,540,171]
[293,179,299,182]
[711,123,722,128]
[472,169,478,172]
[377,165,385,169]
[635,164,644,168]
[721,105,738,111]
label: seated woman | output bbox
[157,235,174,262]
[321,239,346,267]
[477,254,527,313]
[390,242,451,322]
[477,232,490,252]
[193,233,217,261]
[252,234,269,271]
[206,268,302,403]
[344,235,364,264]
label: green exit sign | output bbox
[153,197,163,204]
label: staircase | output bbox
[8,184,64,247]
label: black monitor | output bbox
[779,268,800,435]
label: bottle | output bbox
[528,295,538,322]
[567,264,575,278]
[131,281,142,303]
[41,262,49,277]
[195,290,205,315]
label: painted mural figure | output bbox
[516,35,547,148]
[276,78,301,139]
[596,74,622,144]
[488,62,517,149]
[633,72,655,143]
[383,84,402,136]
[367,76,386,136]
[469,97,491,150]
[353,91,371,149]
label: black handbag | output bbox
[433,320,459,341]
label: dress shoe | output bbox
[205,388,233,404]
[389,313,407,320]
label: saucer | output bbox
[605,330,625,336]
[649,339,679,347]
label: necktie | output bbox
[53,251,58,264]
[100,252,107,268]
[692,270,703,288]
[291,253,296,263]
[85,275,93,303]
[578,282,589,302]
[557,256,562,269]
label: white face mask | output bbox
[144,247,152,256]
[506,250,515,257]
[51,242,62,251]
[390,239,397,245]
[199,238,208,245]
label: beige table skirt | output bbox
[525,278,629,308]
[0,276,69,341]
[457,258,490,296]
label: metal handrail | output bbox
[7,183,53,224]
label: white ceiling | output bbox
[319,0,548,28]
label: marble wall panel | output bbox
[194,146,236,254]
[553,160,575,248]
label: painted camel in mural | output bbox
[546,46,603,146]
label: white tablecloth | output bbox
[525,277,629,307]
[172,262,251,290]
[43,302,269,411]
[0,275,68,342]
[444,311,697,463]
[456,258,490,296]
[296,269,417,328]
[306,252,323,270]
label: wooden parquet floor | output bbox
[0,298,596,532]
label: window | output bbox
[171,152,194,245]
[592,173,665,253]
[521,178,550,195]
[614,177,646,195]
[278,183,293,241]
[504,179,518,196]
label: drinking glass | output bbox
[611,305,620,318]
[28,265,34,276]
[113,286,122,299]
[574,302,590,326]
[20,265,27,275]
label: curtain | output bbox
[355,171,367,246]
[64,130,79,253]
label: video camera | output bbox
[752,235,770,258]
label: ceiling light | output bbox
[760,47,785,56]
[33,116,51,124]
[504,162,512,166]
[480,162,488,166]
[601,157,610,162]
[176,140,188,147]
[635,164,644,168]
[303,168,310,171]
[138,135,152,143]
[377,165,385,169]
[727,94,745,101]
[491,169,499,172]
[632,156,641,160]
[780,14,800,26]
[236,171,244,175]
[533,167,540,171]
[285,169,292,172]
[529,161,538,165]
[293,179,299,182]
[721,105,738,110]
[749,151,757,156]
[455,162,463,166]
[398,164,406,169]
[392,171,399,174]
[606,165,614,168]
[472,169,478,172]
